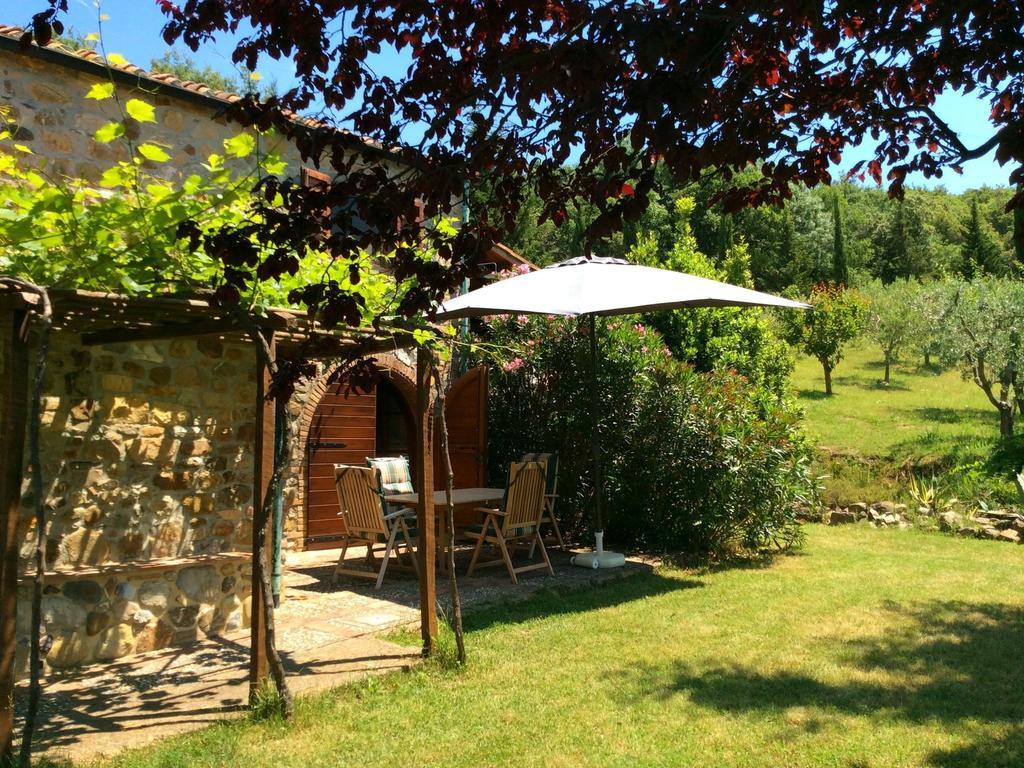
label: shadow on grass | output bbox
[796,388,831,401]
[615,599,1024,767]
[463,568,703,633]
[903,406,994,426]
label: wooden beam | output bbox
[248,330,276,701]
[415,348,438,652]
[81,318,246,346]
[81,314,293,347]
[0,309,29,761]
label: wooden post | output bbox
[249,331,275,700]
[0,308,28,761]
[415,348,438,652]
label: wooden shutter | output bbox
[436,366,488,489]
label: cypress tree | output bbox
[831,192,848,286]
[1013,189,1024,271]
[961,198,995,278]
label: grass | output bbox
[88,526,1024,768]
[791,343,1023,505]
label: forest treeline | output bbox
[493,168,1022,291]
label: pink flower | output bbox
[633,323,647,336]
[503,357,525,372]
[516,314,529,324]
[515,264,531,275]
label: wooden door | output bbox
[436,366,488,489]
[304,383,375,550]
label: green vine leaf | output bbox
[125,99,156,123]
[223,133,256,158]
[94,122,125,143]
[137,143,171,163]
[85,82,115,101]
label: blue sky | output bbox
[35,0,1012,193]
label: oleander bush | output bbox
[478,312,816,558]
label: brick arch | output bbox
[282,352,421,550]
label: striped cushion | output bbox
[367,456,413,494]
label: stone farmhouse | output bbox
[0,27,531,675]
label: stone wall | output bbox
[14,332,259,674]
[1,43,301,183]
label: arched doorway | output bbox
[303,365,488,550]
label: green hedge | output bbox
[478,314,815,557]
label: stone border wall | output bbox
[13,332,259,674]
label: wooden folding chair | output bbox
[465,460,553,584]
[333,464,420,589]
[521,451,566,551]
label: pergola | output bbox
[0,287,440,759]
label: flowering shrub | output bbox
[478,313,816,557]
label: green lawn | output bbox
[791,343,1022,505]
[94,526,1024,768]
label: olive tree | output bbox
[782,284,865,395]
[910,280,949,368]
[862,279,926,384]
[938,278,1024,438]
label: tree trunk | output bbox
[1000,404,1015,438]
[822,361,833,395]
[884,352,891,384]
[924,349,931,368]
[433,367,466,665]
[0,279,53,768]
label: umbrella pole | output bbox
[571,314,626,570]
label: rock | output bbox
[982,509,1019,522]
[85,610,111,636]
[848,502,869,514]
[957,526,978,538]
[133,620,174,654]
[872,501,896,514]
[196,337,223,359]
[41,595,87,630]
[894,503,908,513]
[138,580,171,613]
[177,566,221,604]
[999,529,1021,543]
[828,509,858,525]
[221,576,236,593]
[982,527,1003,540]
[61,579,105,605]
[129,608,154,629]
[47,631,95,669]
[115,582,137,602]
[168,605,200,628]
[58,528,111,567]
[149,366,172,385]
[198,607,225,635]
[918,506,931,515]
[938,511,960,532]
[95,624,134,660]
[150,517,185,558]
[882,513,898,526]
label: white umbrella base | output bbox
[570,530,626,569]
[571,550,626,569]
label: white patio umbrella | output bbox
[437,255,810,568]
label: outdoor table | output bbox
[384,487,504,571]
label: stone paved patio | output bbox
[17,546,647,762]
